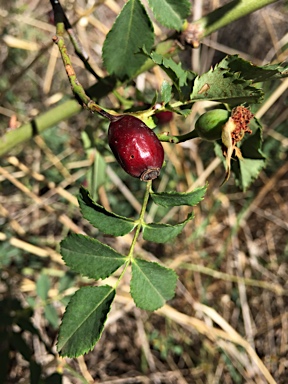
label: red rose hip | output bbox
[154,110,173,125]
[108,115,164,181]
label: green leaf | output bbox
[150,52,192,88]
[60,234,126,280]
[232,127,266,191]
[240,120,264,158]
[78,187,136,236]
[131,259,177,310]
[147,0,191,31]
[219,54,288,82]
[141,49,196,101]
[190,59,263,105]
[160,80,172,104]
[238,158,266,191]
[142,212,194,243]
[150,185,207,207]
[102,0,154,79]
[215,121,266,191]
[57,286,115,357]
[58,273,75,294]
[36,274,50,301]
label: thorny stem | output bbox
[50,0,100,78]
[53,28,119,121]
[51,0,118,121]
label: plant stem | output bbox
[53,29,118,121]
[183,0,279,46]
[157,129,199,144]
[113,181,152,290]
[127,181,151,261]
[0,100,82,157]
[51,4,118,120]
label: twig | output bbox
[52,31,117,120]
[50,0,100,79]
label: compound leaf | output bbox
[147,0,191,31]
[79,187,136,236]
[102,0,154,79]
[61,234,126,280]
[57,286,115,357]
[131,259,177,311]
[150,185,207,207]
[142,213,194,243]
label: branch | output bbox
[0,0,279,157]
[0,39,177,157]
[49,0,99,79]
[182,0,279,47]
[0,100,81,157]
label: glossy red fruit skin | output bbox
[154,111,173,125]
[108,115,164,181]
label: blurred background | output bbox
[0,1,287,383]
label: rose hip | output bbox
[108,115,164,181]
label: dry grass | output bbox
[0,1,288,383]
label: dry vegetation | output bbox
[0,1,288,383]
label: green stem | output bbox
[127,181,151,261]
[113,181,152,290]
[53,31,118,121]
[0,100,82,156]
[183,0,279,45]
[157,129,199,144]
[51,0,99,78]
